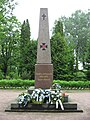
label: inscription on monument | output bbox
[36,73,53,81]
[35,64,53,88]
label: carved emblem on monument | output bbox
[42,14,46,20]
[40,43,48,50]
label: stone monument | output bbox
[5,8,83,113]
[35,8,53,89]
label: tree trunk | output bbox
[75,48,78,72]
[3,63,7,79]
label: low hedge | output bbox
[0,79,90,89]
[0,79,34,88]
[53,80,90,89]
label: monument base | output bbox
[5,87,83,113]
[35,64,53,89]
[5,102,83,112]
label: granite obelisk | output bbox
[35,8,53,89]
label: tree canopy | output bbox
[61,10,90,70]
[0,2,90,81]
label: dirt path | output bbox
[0,90,90,120]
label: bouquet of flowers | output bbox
[31,88,44,104]
[17,92,31,107]
[17,83,64,110]
[50,83,64,110]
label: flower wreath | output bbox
[17,83,64,110]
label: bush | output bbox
[86,70,90,80]
[0,79,34,88]
[60,74,74,81]
[0,79,90,89]
[73,71,87,81]
[9,72,19,79]
[21,71,32,80]
[0,70,4,80]
[53,80,90,89]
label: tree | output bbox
[61,10,90,71]
[51,19,71,80]
[19,19,37,79]
[28,40,37,79]
[19,19,30,78]
[0,0,21,78]
[85,40,90,80]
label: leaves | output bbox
[0,0,21,78]
[51,20,70,79]
[61,10,90,70]
[19,19,37,79]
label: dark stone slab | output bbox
[11,102,77,110]
[63,95,68,102]
[5,109,83,112]
[11,103,19,109]
[5,102,83,112]
[63,102,77,110]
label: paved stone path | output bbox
[0,90,90,120]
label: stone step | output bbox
[5,102,83,112]
[11,102,77,110]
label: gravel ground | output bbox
[0,90,90,120]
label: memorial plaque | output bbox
[35,64,53,88]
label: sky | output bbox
[14,0,90,40]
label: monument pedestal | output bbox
[5,102,83,112]
[35,64,53,89]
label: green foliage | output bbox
[28,40,37,79]
[0,79,34,88]
[0,70,4,79]
[86,70,90,80]
[0,80,89,89]
[19,19,31,78]
[8,71,19,79]
[53,80,90,89]
[21,71,31,80]
[19,19,37,80]
[0,3,90,82]
[73,71,87,81]
[58,74,74,81]
[52,19,64,36]
[61,10,90,70]
[51,19,74,80]
[85,41,90,80]
[0,0,21,78]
